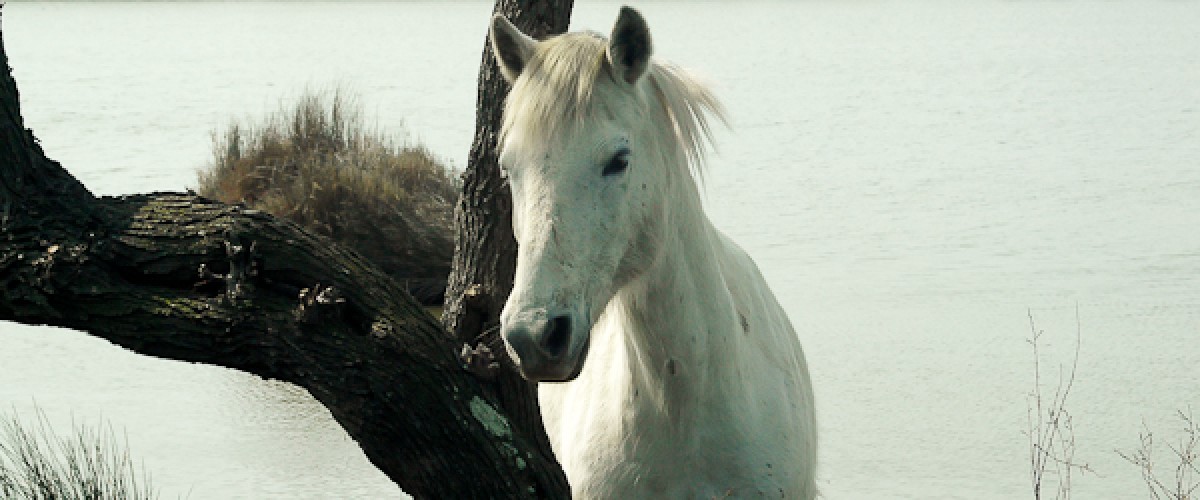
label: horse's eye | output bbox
[603,149,631,176]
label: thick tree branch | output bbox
[0,10,568,499]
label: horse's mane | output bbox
[500,32,727,178]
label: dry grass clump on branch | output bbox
[196,89,459,304]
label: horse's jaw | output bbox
[522,336,591,383]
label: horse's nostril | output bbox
[540,315,572,359]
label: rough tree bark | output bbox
[443,0,574,470]
[0,4,571,498]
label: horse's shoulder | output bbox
[711,229,781,318]
[712,230,764,285]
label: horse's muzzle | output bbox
[501,308,588,382]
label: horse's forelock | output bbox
[501,34,605,146]
[499,32,726,180]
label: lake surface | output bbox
[3,1,1198,498]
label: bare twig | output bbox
[1118,408,1200,500]
[1026,306,1093,499]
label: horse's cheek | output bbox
[611,205,658,289]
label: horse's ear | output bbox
[606,6,653,85]
[490,14,537,83]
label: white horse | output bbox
[490,7,816,498]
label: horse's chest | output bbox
[547,391,773,498]
[566,435,778,499]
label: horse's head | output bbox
[489,7,668,382]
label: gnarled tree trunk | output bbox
[443,0,574,472]
[0,1,570,497]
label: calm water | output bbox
[3,1,1199,498]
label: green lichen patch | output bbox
[468,395,512,439]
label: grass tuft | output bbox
[0,410,159,500]
[196,89,459,304]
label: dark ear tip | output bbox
[618,6,645,25]
[608,5,653,85]
[614,6,650,44]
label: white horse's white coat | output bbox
[491,7,816,498]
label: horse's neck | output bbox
[613,183,742,419]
